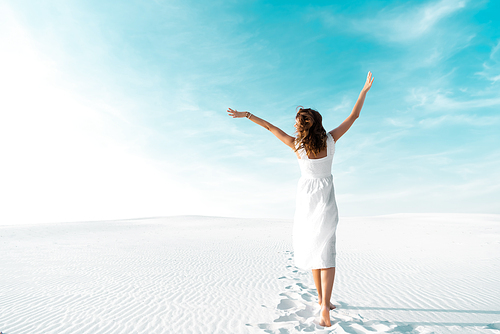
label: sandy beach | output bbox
[1,214,499,333]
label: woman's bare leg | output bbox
[313,268,336,310]
[319,267,335,327]
[312,269,322,304]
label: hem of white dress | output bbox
[310,266,335,269]
[295,263,336,270]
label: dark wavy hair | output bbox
[294,107,327,157]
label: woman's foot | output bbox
[318,299,336,310]
[319,305,331,327]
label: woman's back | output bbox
[296,132,335,179]
[306,147,327,160]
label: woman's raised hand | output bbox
[362,71,374,93]
[227,108,247,118]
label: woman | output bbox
[227,71,374,327]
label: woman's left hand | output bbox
[362,71,374,93]
[227,108,247,118]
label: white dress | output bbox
[293,132,339,270]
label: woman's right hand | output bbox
[362,71,374,93]
[227,108,247,118]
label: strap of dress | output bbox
[298,146,307,159]
[326,132,335,155]
[295,141,305,159]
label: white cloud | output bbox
[312,0,467,43]
[476,40,500,83]
[418,114,500,127]
[407,87,500,112]
[332,95,353,112]
[384,117,415,128]
[388,87,500,129]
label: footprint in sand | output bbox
[277,299,298,310]
[249,250,424,334]
[301,292,313,302]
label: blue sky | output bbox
[0,0,499,224]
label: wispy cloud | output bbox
[311,0,467,43]
[476,40,500,83]
[382,86,500,130]
[418,113,500,127]
[407,87,500,112]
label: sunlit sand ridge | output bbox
[1,214,499,333]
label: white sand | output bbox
[0,214,499,334]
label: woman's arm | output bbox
[330,71,374,142]
[227,108,296,150]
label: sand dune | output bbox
[1,214,499,333]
